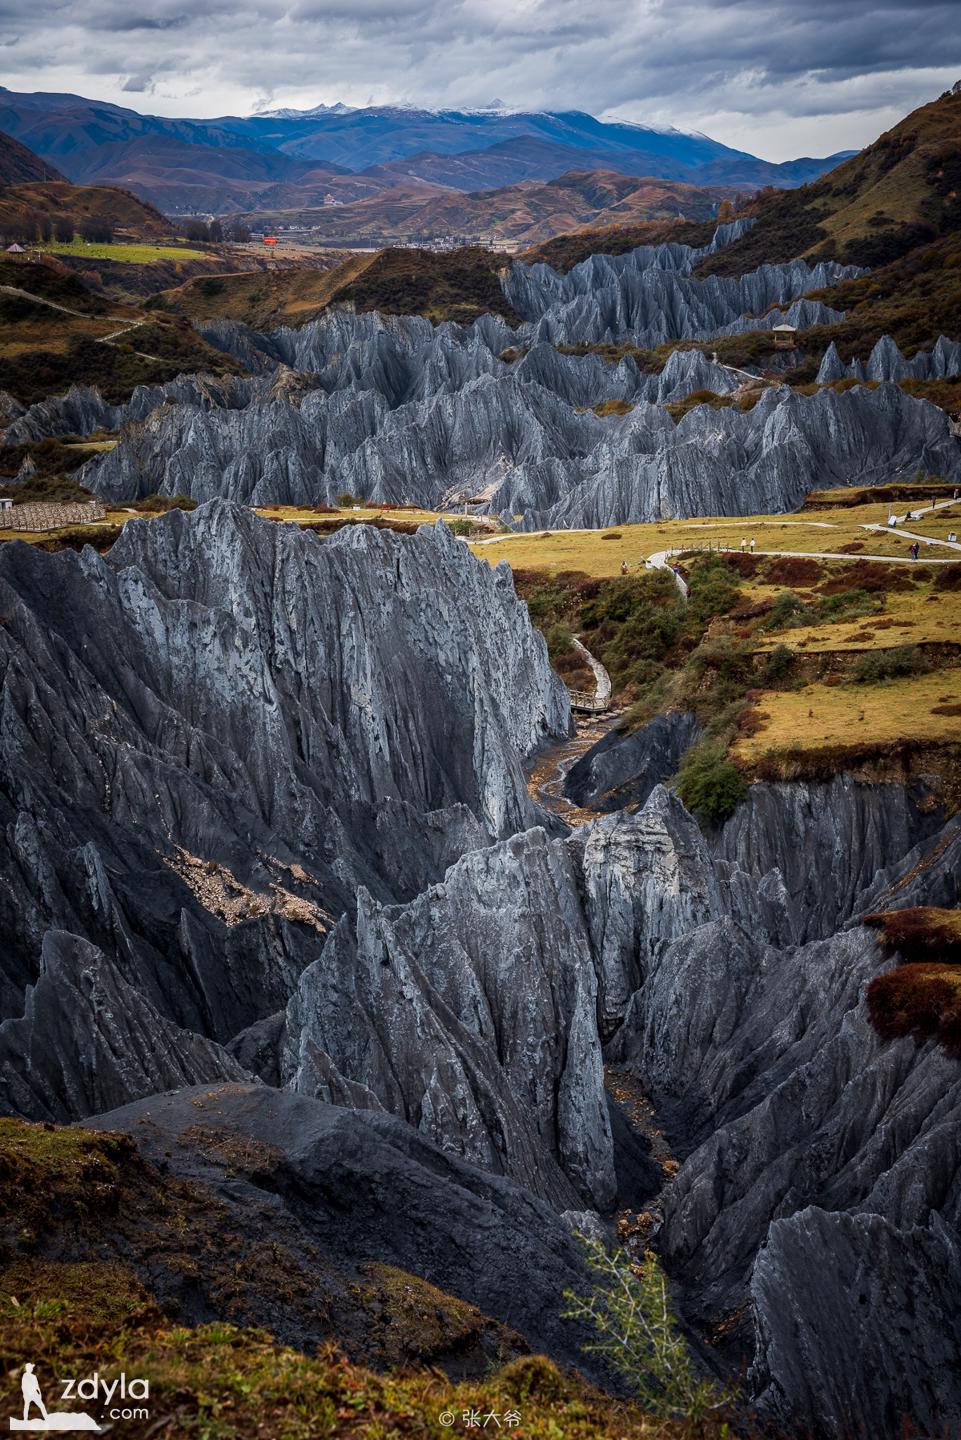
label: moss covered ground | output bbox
[0,1119,704,1440]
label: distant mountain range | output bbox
[0,88,854,216]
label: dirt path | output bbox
[1,284,166,363]
[527,711,621,825]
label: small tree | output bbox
[55,217,74,243]
[563,1236,729,1426]
[336,491,357,507]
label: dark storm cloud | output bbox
[3,0,960,158]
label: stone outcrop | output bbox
[503,239,856,348]
[564,710,701,812]
[0,931,252,1122]
[2,373,261,446]
[79,356,961,524]
[817,333,961,385]
[749,1207,961,1438]
[0,502,567,1113]
[282,826,617,1211]
[83,1083,609,1380]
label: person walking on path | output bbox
[911,541,921,560]
[620,560,628,575]
[741,537,747,552]
[749,537,756,553]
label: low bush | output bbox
[674,741,747,824]
[134,494,198,513]
[849,645,931,684]
[762,643,797,685]
[866,963,961,1056]
[685,554,741,624]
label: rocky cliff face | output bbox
[0,502,567,1120]
[504,246,853,348]
[564,710,701,812]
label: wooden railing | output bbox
[569,689,610,714]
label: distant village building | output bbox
[5,243,25,256]
[0,498,107,533]
[772,323,797,349]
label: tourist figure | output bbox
[620,560,628,575]
[740,536,747,552]
[22,1364,47,1424]
[911,541,920,560]
[749,537,756,553]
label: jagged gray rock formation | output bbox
[2,373,263,446]
[0,501,567,1116]
[599,792,961,1436]
[79,360,961,524]
[709,773,941,945]
[817,333,961,385]
[276,774,943,1216]
[2,489,960,1435]
[282,827,616,1210]
[274,787,736,1208]
[504,239,856,348]
[0,931,252,1121]
[564,710,701,812]
[750,1208,961,1438]
[519,380,961,528]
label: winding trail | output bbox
[0,283,167,363]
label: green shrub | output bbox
[562,1235,729,1424]
[763,642,797,685]
[544,622,577,662]
[674,742,747,824]
[849,644,931,684]
[761,590,807,630]
[336,491,357,507]
[685,555,741,623]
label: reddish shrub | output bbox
[934,566,961,592]
[866,965,961,1057]
[724,552,761,579]
[764,556,821,586]
[864,907,961,963]
[737,707,769,736]
[818,560,913,595]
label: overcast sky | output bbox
[2,0,959,160]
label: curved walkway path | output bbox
[569,636,612,713]
[663,545,961,567]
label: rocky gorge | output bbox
[1,499,961,1435]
